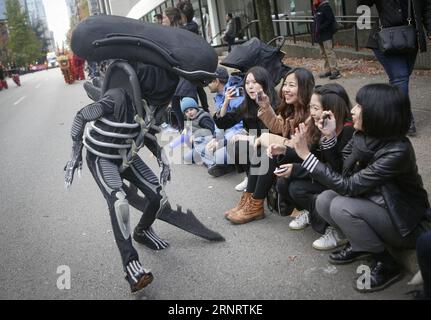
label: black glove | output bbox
[64,141,83,189]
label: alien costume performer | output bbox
[64,15,223,293]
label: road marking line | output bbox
[35,84,41,89]
[14,96,27,106]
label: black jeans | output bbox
[246,148,277,200]
[417,230,431,298]
[277,177,328,234]
[225,35,235,52]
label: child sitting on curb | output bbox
[179,97,216,165]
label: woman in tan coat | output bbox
[225,68,315,224]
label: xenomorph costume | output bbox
[64,15,223,293]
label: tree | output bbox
[5,0,42,66]
[255,0,275,44]
[0,22,9,62]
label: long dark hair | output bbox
[307,83,352,144]
[177,0,194,23]
[241,66,276,120]
[277,67,315,137]
[356,84,411,139]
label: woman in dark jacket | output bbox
[271,84,354,250]
[312,0,341,79]
[291,83,430,293]
[214,66,277,223]
[357,0,431,136]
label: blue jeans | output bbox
[372,48,417,96]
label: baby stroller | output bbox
[221,36,290,87]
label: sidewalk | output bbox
[208,60,431,276]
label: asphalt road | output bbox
[0,68,429,300]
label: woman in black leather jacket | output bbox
[291,83,430,293]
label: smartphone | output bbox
[233,87,244,97]
[256,91,263,102]
[321,113,330,128]
[274,167,288,174]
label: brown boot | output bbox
[224,192,252,219]
[228,197,265,224]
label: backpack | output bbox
[266,181,295,216]
[266,183,280,214]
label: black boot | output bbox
[407,118,417,137]
[354,250,404,293]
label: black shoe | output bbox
[133,227,169,251]
[208,164,236,178]
[329,71,342,80]
[406,289,431,300]
[407,120,417,137]
[354,261,403,293]
[319,71,332,78]
[329,244,372,265]
[125,260,154,293]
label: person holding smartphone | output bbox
[220,68,315,224]
[290,84,430,292]
[205,66,244,178]
[251,68,315,218]
[268,84,354,251]
[214,66,277,223]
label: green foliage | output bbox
[5,0,43,66]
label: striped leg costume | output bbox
[67,87,168,292]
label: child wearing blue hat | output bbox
[180,97,216,165]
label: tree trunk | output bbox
[255,0,275,44]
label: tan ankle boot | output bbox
[224,192,252,219]
[228,197,265,224]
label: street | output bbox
[0,68,430,300]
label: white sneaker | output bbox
[162,125,179,133]
[312,226,348,251]
[235,176,248,192]
[289,210,310,230]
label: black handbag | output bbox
[377,0,418,55]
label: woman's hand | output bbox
[266,143,287,159]
[291,123,311,160]
[225,87,236,102]
[256,90,270,110]
[219,87,236,117]
[254,132,270,149]
[274,163,293,178]
[316,111,336,139]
